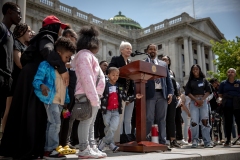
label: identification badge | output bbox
[234,84,239,87]
[198,83,204,87]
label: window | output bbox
[194,59,198,64]
[183,71,185,77]
[205,54,208,59]
[108,51,112,56]
[158,44,162,50]
[182,44,184,49]
[182,54,185,63]
[194,49,197,54]
[206,63,209,71]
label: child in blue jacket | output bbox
[33,37,76,159]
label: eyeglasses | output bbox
[11,9,22,17]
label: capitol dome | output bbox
[108,11,142,30]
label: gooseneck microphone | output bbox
[130,50,149,57]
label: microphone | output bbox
[130,50,148,57]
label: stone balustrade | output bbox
[33,0,193,39]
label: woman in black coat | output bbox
[107,41,135,143]
[0,15,69,159]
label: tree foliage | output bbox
[210,37,240,81]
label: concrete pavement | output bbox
[65,144,240,160]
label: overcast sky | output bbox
[60,0,240,40]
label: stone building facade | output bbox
[0,0,225,85]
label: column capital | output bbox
[201,42,205,47]
[169,38,178,43]
[196,40,202,45]
[188,37,192,41]
[183,36,188,40]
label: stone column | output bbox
[32,18,38,33]
[183,36,190,79]
[17,0,26,23]
[201,43,206,74]
[209,47,214,71]
[177,41,183,81]
[164,40,169,55]
[115,44,119,57]
[169,39,177,77]
[188,37,193,66]
[102,41,107,61]
[197,41,202,68]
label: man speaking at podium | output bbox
[145,44,174,145]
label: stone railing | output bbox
[31,1,194,39]
[137,12,193,38]
[32,0,130,37]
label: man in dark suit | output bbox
[145,44,174,144]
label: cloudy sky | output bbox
[60,0,240,40]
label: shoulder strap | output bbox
[96,69,101,87]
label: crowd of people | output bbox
[0,2,240,160]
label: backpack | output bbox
[0,22,8,46]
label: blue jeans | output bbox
[78,106,98,151]
[190,100,211,145]
[102,110,120,144]
[44,103,63,151]
[146,91,168,144]
[121,101,134,134]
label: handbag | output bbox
[71,95,92,121]
[71,70,101,121]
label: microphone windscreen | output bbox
[130,53,135,57]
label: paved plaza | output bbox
[64,145,240,160]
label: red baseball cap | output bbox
[42,15,68,29]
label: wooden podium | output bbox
[118,60,168,152]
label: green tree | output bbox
[209,37,240,81]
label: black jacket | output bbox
[101,80,135,114]
[108,55,134,96]
[21,30,67,74]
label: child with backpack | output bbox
[98,67,143,152]
[32,37,76,159]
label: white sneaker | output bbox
[78,145,99,159]
[92,145,107,158]
[177,139,188,145]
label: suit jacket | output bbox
[108,54,134,96]
[145,57,174,99]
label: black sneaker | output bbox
[224,141,231,147]
[170,140,181,148]
[45,150,66,159]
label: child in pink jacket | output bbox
[71,25,106,159]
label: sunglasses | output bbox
[11,9,22,17]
